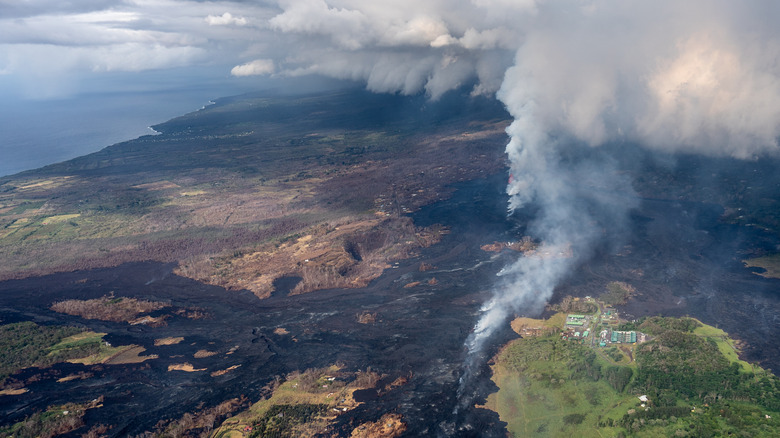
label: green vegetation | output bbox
[8,200,45,215]
[0,322,86,382]
[548,296,598,314]
[604,346,628,364]
[693,322,755,373]
[601,281,637,305]
[0,322,137,385]
[486,316,780,437]
[148,397,247,438]
[0,398,103,438]
[213,365,381,437]
[486,336,634,437]
[247,404,328,438]
[0,404,83,438]
[634,318,780,414]
[638,316,700,334]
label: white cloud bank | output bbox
[206,12,248,27]
[231,59,275,76]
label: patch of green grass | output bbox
[47,332,104,354]
[487,346,632,437]
[65,343,133,365]
[693,320,757,373]
[0,322,84,381]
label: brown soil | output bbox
[383,374,410,392]
[480,237,537,253]
[103,346,157,365]
[510,317,559,338]
[356,312,377,324]
[154,337,185,346]
[350,413,407,438]
[210,365,241,377]
[168,363,207,372]
[181,216,448,299]
[129,315,169,327]
[0,388,29,396]
[194,350,217,358]
[419,262,436,271]
[57,372,93,383]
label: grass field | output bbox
[48,331,104,354]
[693,319,759,373]
[486,312,780,437]
[484,339,634,437]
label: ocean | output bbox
[0,89,237,178]
[0,75,352,178]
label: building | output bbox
[610,330,638,344]
[566,314,586,327]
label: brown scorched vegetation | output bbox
[50,295,169,323]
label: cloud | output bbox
[206,12,248,27]
[231,58,275,76]
[639,34,780,157]
[261,0,780,158]
[3,1,779,151]
[0,1,277,98]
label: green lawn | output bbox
[693,320,757,373]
